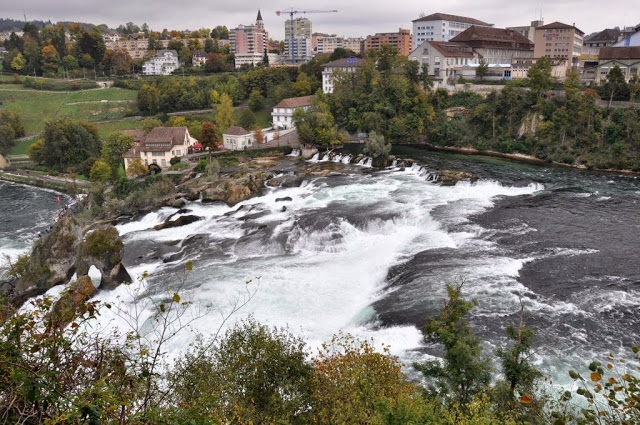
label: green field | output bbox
[1,84,140,155]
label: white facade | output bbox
[223,127,254,150]
[234,52,281,68]
[271,96,313,130]
[142,50,180,75]
[284,37,312,64]
[321,58,365,93]
[412,13,493,49]
[124,127,197,171]
[408,41,480,81]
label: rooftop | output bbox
[537,21,584,36]
[224,126,251,136]
[412,12,492,27]
[274,95,314,109]
[450,26,534,47]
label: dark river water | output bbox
[2,150,639,387]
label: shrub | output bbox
[169,156,181,165]
[194,159,207,173]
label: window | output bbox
[161,159,166,166]
[176,149,181,156]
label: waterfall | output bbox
[309,153,319,162]
[391,160,397,168]
[341,155,352,164]
[356,157,372,167]
[321,154,330,161]
[288,149,300,157]
[333,154,343,163]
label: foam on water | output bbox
[98,171,544,365]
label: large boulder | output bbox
[199,170,275,206]
[11,214,84,305]
[437,170,478,186]
[75,226,132,290]
[154,214,202,230]
[48,275,97,328]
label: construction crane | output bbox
[275,8,338,65]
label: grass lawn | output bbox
[96,118,144,139]
[0,85,139,140]
[10,136,40,155]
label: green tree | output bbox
[415,283,492,406]
[309,332,432,424]
[496,301,541,403]
[0,125,16,156]
[0,110,25,138]
[604,65,630,107]
[141,118,163,134]
[137,84,160,114]
[363,131,392,167]
[28,139,45,163]
[11,52,26,71]
[293,71,313,96]
[89,159,112,183]
[476,59,489,81]
[238,108,256,130]
[101,133,134,181]
[294,95,344,147]
[248,89,265,111]
[200,121,220,159]
[215,92,235,131]
[40,44,60,77]
[126,157,148,177]
[527,57,554,99]
[169,318,312,424]
[42,119,102,172]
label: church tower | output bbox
[256,10,264,28]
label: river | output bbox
[1,149,639,387]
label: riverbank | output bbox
[405,143,640,177]
[0,170,90,194]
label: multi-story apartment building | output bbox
[321,57,365,93]
[142,50,179,75]
[507,20,544,43]
[312,32,331,51]
[285,18,313,64]
[408,41,480,81]
[230,10,268,59]
[344,37,364,54]
[364,28,412,56]
[106,38,158,60]
[450,26,534,65]
[284,37,312,64]
[316,36,343,54]
[533,22,584,72]
[411,12,493,49]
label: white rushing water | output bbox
[75,167,545,366]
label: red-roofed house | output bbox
[408,41,481,82]
[271,95,314,130]
[123,127,197,171]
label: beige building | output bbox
[364,28,412,56]
[507,20,545,43]
[450,26,534,65]
[223,126,254,150]
[534,21,585,73]
[511,57,569,79]
[123,127,197,171]
[409,41,480,82]
[595,46,640,83]
[0,154,10,169]
[272,96,314,130]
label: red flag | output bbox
[55,195,60,202]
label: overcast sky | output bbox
[6,1,640,40]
